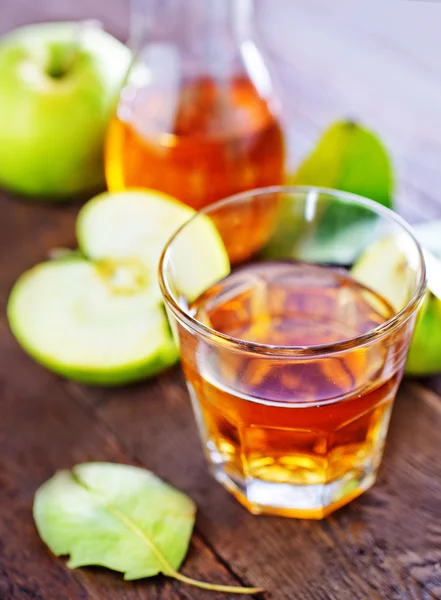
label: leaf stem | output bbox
[75,472,263,595]
[47,20,102,78]
[109,502,263,595]
[171,570,264,594]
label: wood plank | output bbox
[68,371,441,600]
[5,0,129,41]
[1,1,441,598]
[257,0,441,148]
[0,319,254,599]
[256,0,441,219]
[0,186,253,598]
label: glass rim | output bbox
[159,185,427,357]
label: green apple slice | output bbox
[351,236,417,312]
[77,190,230,302]
[350,233,441,376]
[7,258,178,385]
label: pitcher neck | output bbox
[129,0,254,50]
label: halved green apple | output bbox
[77,190,230,302]
[351,229,441,376]
[8,189,230,385]
[351,236,418,313]
[7,257,178,385]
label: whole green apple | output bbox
[0,22,131,198]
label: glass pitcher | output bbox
[105,0,286,210]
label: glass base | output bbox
[186,381,388,519]
[209,463,376,519]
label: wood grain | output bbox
[0,320,255,600]
[70,373,441,600]
[1,1,441,599]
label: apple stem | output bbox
[47,19,103,79]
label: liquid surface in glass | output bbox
[185,261,399,518]
[105,76,285,210]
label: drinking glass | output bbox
[159,186,426,518]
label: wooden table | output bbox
[1,1,441,599]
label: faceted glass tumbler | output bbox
[159,187,426,518]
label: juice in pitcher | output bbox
[105,0,285,209]
[106,75,285,210]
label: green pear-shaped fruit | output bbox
[290,120,394,208]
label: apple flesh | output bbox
[7,257,179,385]
[0,22,131,198]
[7,189,231,385]
[76,190,231,304]
[351,231,441,376]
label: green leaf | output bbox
[291,120,394,208]
[34,462,262,595]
